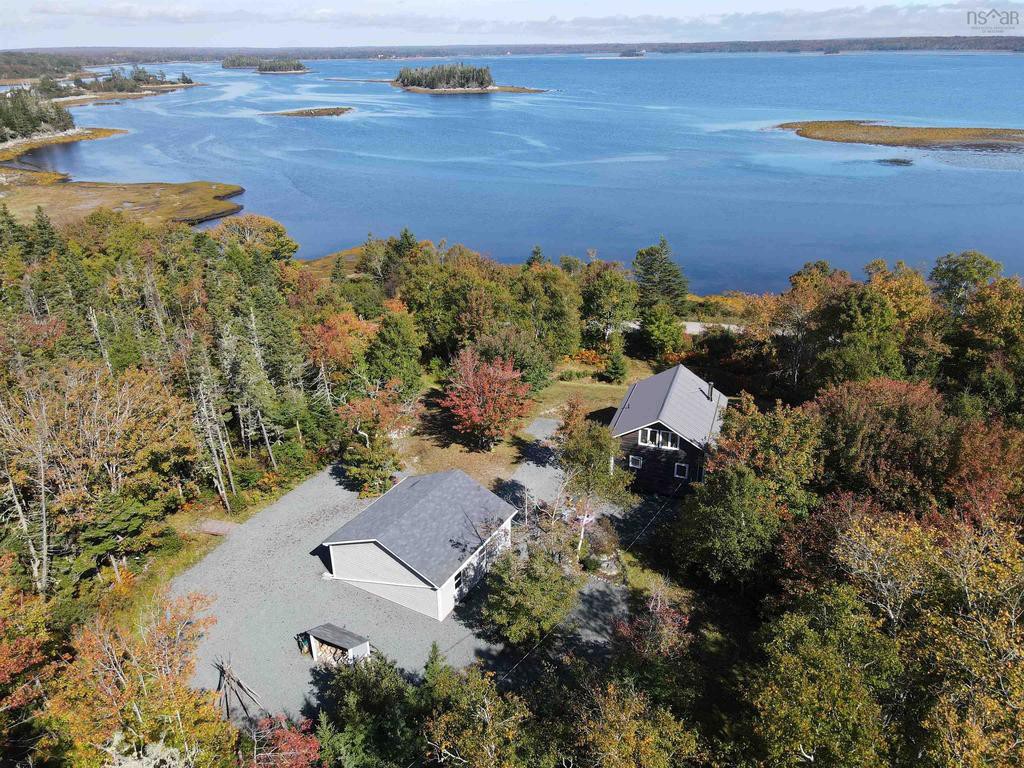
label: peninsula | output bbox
[0,102,241,226]
[392,63,543,94]
[779,120,1024,150]
[31,66,203,108]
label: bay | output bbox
[18,53,1024,292]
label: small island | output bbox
[257,59,309,74]
[263,107,353,117]
[222,56,308,73]
[779,120,1024,150]
[392,63,543,94]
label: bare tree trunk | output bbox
[256,409,278,470]
[35,407,49,593]
[88,307,113,374]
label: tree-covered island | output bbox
[221,56,308,73]
[392,62,543,93]
[256,58,309,73]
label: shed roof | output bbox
[306,623,368,650]
[321,470,516,588]
[609,364,727,449]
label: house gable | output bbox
[328,540,435,588]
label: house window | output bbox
[629,455,643,469]
[674,463,689,480]
[454,569,464,592]
[639,428,680,450]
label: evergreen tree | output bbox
[633,237,689,316]
[364,307,424,398]
[602,333,628,383]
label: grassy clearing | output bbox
[779,119,1024,148]
[2,179,244,227]
[0,126,125,164]
[618,549,692,607]
[397,357,648,491]
[299,245,363,279]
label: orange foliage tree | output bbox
[47,592,235,768]
[0,554,52,755]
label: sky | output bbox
[3,0,1023,49]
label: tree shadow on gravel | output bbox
[509,434,556,468]
[414,387,465,449]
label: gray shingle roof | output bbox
[305,623,368,650]
[321,470,516,588]
[609,364,727,449]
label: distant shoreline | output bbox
[48,81,204,107]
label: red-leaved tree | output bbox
[247,716,320,768]
[441,348,531,450]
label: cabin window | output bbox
[629,455,643,469]
[674,463,689,480]
[639,428,680,450]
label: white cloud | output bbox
[17,0,1024,43]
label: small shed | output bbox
[305,623,370,665]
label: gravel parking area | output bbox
[171,466,505,717]
[173,418,634,718]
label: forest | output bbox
[0,205,1020,767]
[0,88,74,142]
[222,55,264,69]
[395,63,495,89]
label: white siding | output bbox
[329,541,429,586]
[349,579,440,619]
[328,517,514,622]
[435,518,513,621]
[329,541,441,619]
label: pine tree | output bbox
[364,308,424,398]
[633,237,689,317]
[602,333,628,383]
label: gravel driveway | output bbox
[173,417,631,717]
[171,466,505,717]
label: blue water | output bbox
[17,53,1024,292]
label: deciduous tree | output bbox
[749,585,901,768]
[441,348,530,450]
[47,592,235,768]
[674,465,780,586]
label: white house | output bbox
[320,470,516,621]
